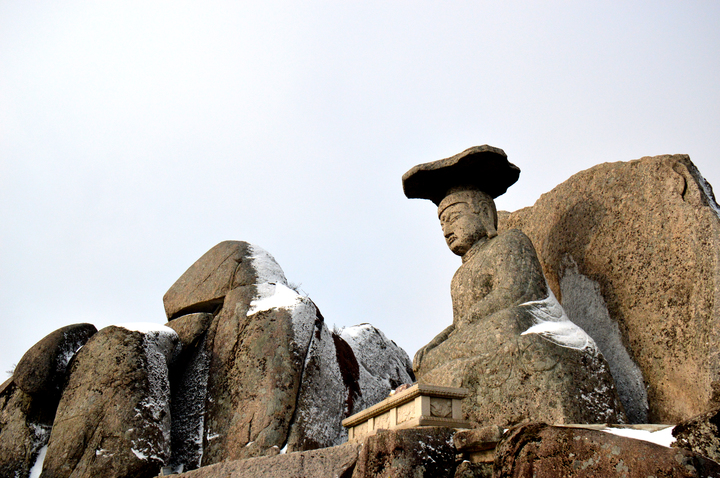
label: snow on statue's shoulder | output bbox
[519,287,597,352]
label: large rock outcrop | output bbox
[498,154,720,424]
[41,324,179,478]
[164,241,414,469]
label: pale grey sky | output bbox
[2,1,719,377]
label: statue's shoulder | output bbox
[493,228,535,250]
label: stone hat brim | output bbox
[402,145,520,205]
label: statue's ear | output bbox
[481,202,498,238]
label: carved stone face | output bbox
[439,201,491,256]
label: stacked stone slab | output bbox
[498,154,720,424]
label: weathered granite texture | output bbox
[170,242,323,464]
[41,325,179,478]
[405,149,625,428]
[673,406,720,463]
[498,154,720,424]
[339,323,416,414]
[494,423,720,477]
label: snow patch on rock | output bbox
[119,322,178,336]
[25,422,51,478]
[248,283,302,315]
[519,287,597,352]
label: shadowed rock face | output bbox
[41,325,179,478]
[494,423,720,478]
[498,154,720,424]
[166,313,214,471]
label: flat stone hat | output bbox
[402,145,520,205]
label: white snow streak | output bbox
[28,445,47,478]
[131,448,148,460]
[600,426,676,448]
[519,287,596,351]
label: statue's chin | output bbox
[449,243,469,256]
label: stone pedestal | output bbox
[342,383,470,442]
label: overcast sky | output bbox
[2,1,719,378]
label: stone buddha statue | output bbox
[403,146,626,427]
